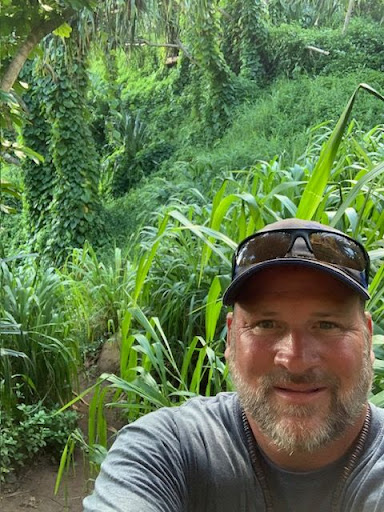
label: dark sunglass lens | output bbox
[236,233,292,269]
[310,233,366,271]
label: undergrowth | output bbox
[0,402,77,483]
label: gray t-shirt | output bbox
[83,392,384,512]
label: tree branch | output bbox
[175,38,194,62]
[134,38,180,48]
[217,7,233,20]
[305,45,330,56]
[0,10,74,93]
[128,37,195,63]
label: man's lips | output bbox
[274,385,326,393]
[273,385,328,403]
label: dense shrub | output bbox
[0,403,77,482]
[266,18,384,79]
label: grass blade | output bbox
[297,83,384,220]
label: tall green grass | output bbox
[0,257,79,409]
[61,244,136,341]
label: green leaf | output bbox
[53,23,73,38]
[330,161,384,227]
[205,277,222,343]
[54,441,69,495]
[296,83,384,220]
[370,389,384,407]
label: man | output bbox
[83,218,384,512]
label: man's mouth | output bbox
[273,385,327,403]
[275,385,325,392]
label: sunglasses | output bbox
[233,228,370,284]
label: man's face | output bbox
[225,266,374,455]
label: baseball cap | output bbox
[222,218,370,305]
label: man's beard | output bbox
[228,350,373,455]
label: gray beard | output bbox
[228,354,372,455]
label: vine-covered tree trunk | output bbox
[237,0,269,81]
[223,0,269,81]
[22,63,55,250]
[46,40,105,263]
[22,38,104,264]
[188,0,234,134]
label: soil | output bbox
[0,452,92,512]
[0,388,96,512]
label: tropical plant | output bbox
[0,401,77,482]
[0,178,21,214]
[0,87,41,159]
[0,256,80,410]
[109,111,148,196]
[61,244,136,342]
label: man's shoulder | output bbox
[179,391,239,412]
[368,402,384,446]
[343,404,384,510]
[370,402,384,422]
[118,392,239,433]
[349,403,384,482]
[368,403,384,450]
[114,391,244,459]
[136,391,239,426]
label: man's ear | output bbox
[365,312,375,364]
[225,312,233,360]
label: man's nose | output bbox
[273,330,319,373]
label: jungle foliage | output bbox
[1,0,384,484]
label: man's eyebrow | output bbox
[310,312,345,318]
[246,310,346,318]
[254,310,279,316]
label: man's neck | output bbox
[246,405,369,472]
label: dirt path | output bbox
[0,344,124,511]
[0,452,92,512]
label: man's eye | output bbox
[318,321,338,330]
[256,320,278,329]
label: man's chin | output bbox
[259,417,335,454]
[246,401,337,453]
